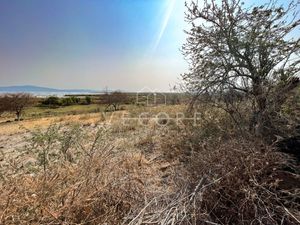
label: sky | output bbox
[0,0,187,92]
[0,0,296,91]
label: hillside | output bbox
[0,85,99,94]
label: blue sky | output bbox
[0,0,187,91]
[0,0,296,91]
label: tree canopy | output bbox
[182,0,300,138]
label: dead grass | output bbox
[0,104,299,224]
[156,105,300,224]
[0,113,103,135]
[0,124,165,224]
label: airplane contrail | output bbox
[150,0,176,55]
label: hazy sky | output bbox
[0,0,187,91]
[0,0,295,91]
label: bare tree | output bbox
[182,0,300,139]
[0,93,35,121]
[103,91,128,111]
[0,95,9,115]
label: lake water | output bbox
[0,91,101,97]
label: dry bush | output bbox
[0,93,35,121]
[110,119,138,133]
[102,91,129,112]
[153,106,300,224]
[185,138,299,224]
[138,128,299,225]
[1,103,299,224]
[183,0,300,141]
[0,154,143,224]
[140,135,300,224]
[0,124,163,225]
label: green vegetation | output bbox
[84,96,92,105]
[0,93,186,122]
[42,96,81,107]
[41,96,61,107]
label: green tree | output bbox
[42,96,61,107]
[85,96,92,105]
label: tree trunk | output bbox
[16,111,21,121]
[250,78,270,138]
[250,77,300,141]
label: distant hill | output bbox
[0,85,100,94]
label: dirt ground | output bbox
[0,112,115,177]
[0,110,172,180]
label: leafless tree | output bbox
[0,95,9,115]
[103,91,128,111]
[0,93,35,120]
[182,0,300,139]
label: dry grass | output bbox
[0,104,299,224]
[0,124,165,224]
[0,113,105,136]
[155,105,300,224]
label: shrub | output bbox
[0,124,157,224]
[61,97,81,106]
[70,96,80,104]
[153,107,300,225]
[85,96,92,105]
[42,96,61,107]
[61,97,73,106]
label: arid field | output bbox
[0,98,299,224]
[1,0,300,224]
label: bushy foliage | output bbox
[42,96,61,107]
[61,96,80,106]
[42,96,81,107]
[85,96,92,105]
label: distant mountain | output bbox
[0,85,101,94]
